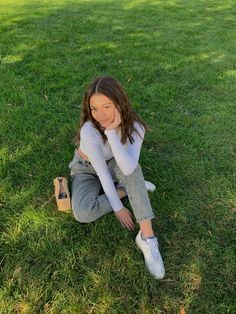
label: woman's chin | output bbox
[100,121,109,128]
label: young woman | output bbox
[69,76,165,279]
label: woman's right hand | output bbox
[105,109,121,131]
[115,207,135,230]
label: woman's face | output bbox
[90,93,117,129]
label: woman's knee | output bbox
[72,198,88,222]
[125,163,142,178]
[115,163,142,182]
[133,163,142,173]
[72,200,95,223]
[73,208,93,223]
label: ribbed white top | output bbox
[79,120,145,212]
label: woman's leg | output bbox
[139,220,154,238]
[113,162,165,279]
[69,150,120,223]
[71,172,114,223]
[113,164,155,236]
[113,163,155,225]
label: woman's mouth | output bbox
[99,119,109,124]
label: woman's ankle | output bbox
[141,231,155,238]
[139,219,154,238]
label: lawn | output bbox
[0,0,235,313]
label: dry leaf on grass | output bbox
[180,305,186,314]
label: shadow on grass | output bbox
[1,0,236,312]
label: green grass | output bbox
[0,0,236,313]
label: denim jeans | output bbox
[69,150,155,223]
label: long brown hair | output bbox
[75,76,148,145]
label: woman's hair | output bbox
[75,76,148,145]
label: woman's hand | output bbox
[106,109,121,131]
[115,207,135,230]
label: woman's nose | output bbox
[98,110,106,118]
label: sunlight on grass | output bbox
[223,69,236,78]
[91,295,115,313]
[0,147,8,162]
[124,0,178,10]
[206,3,235,12]
[2,208,49,243]
[129,31,161,39]
[198,53,210,60]
[2,54,23,64]
[91,42,118,50]
[211,54,226,63]
[179,260,202,310]
[1,145,33,163]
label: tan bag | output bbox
[53,177,72,212]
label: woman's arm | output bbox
[80,128,123,212]
[104,122,145,176]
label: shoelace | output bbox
[146,238,160,259]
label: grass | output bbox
[0,0,236,313]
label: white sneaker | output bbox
[135,230,165,279]
[145,180,156,192]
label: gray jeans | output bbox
[69,150,155,223]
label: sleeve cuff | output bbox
[113,203,124,212]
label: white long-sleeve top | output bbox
[79,120,145,212]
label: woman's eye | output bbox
[105,106,110,109]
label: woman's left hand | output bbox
[115,207,135,231]
[106,109,121,131]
